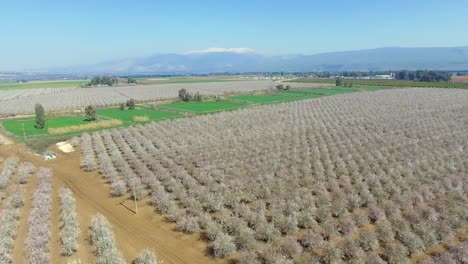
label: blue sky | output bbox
[2,0,468,70]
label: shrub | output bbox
[111,180,127,197]
[260,244,293,264]
[205,221,223,241]
[398,231,425,255]
[277,236,303,258]
[358,230,379,251]
[431,253,457,264]
[365,252,386,264]
[70,136,81,147]
[134,249,158,264]
[335,78,343,86]
[276,84,285,90]
[297,208,316,228]
[213,233,236,257]
[299,230,323,248]
[126,99,136,109]
[342,237,365,262]
[272,214,298,235]
[18,161,34,184]
[338,218,356,236]
[368,206,386,222]
[9,187,24,208]
[236,251,260,264]
[235,227,256,251]
[197,212,212,230]
[254,221,281,242]
[176,215,200,233]
[353,210,370,227]
[322,243,344,264]
[383,243,408,264]
[90,214,126,264]
[449,242,468,263]
[376,220,395,243]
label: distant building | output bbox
[373,73,394,80]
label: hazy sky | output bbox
[2,0,468,70]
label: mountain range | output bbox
[59,47,468,74]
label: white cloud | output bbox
[185,47,256,54]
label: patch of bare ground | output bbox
[0,143,224,264]
[451,75,468,83]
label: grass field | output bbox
[229,92,322,104]
[159,101,249,113]
[3,116,88,136]
[97,108,183,125]
[229,87,384,104]
[0,80,88,89]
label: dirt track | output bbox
[0,143,224,264]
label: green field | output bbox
[228,87,384,104]
[159,101,249,113]
[229,92,322,105]
[97,108,183,125]
[288,78,468,89]
[3,116,88,136]
[0,80,88,90]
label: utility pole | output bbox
[132,177,138,214]
[22,123,26,142]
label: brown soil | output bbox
[451,75,468,83]
[0,143,224,264]
[0,132,13,145]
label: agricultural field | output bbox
[2,108,183,140]
[77,88,468,264]
[0,84,360,152]
[159,101,249,114]
[228,87,382,105]
[0,80,88,90]
[0,85,466,264]
[451,75,468,83]
[97,108,183,125]
[3,116,88,136]
[0,87,71,102]
[289,78,468,88]
[0,80,277,116]
[135,76,245,85]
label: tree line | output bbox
[86,76,118,87]
[395,70,451,82]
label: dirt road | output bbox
[0,143,224,264]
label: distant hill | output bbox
[59,47,468,74]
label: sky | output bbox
[1,0,468,70]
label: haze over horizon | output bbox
[2,0,468,71]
